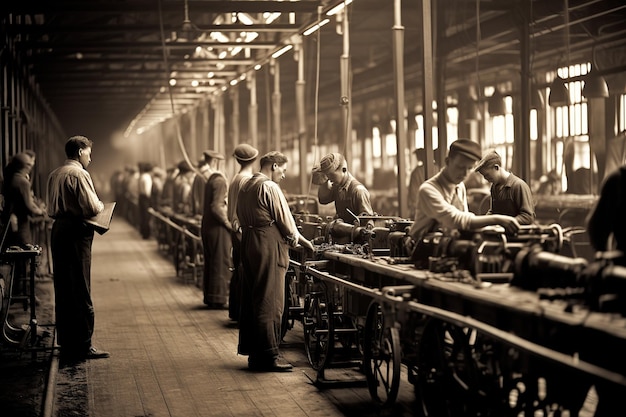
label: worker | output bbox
[587,164,626,255]
[312,152,373,222]
[474,150,535,225]
[408,139,521,251]
[227,143,259,321]
[237,151,314,372]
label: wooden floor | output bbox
[51,217,419,417]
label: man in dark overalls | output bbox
[236,151,314,372]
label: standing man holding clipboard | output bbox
[47,135,112,361]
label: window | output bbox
[551,63,591,193]
[484,87,515,168]
[618,94,626,133]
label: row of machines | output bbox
[146,201,625,415]
[0,222,48,355]
[149,207,203,287]
[287,212,626,416]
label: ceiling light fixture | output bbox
[583,70,609,98]
[488,88,506,116]
[303,19,330,36]
[548,0,571,107]
[177,0,199,42]
[548,76,569,106]
[264,12,281,24]
[272,45,293,59]
[237,13,254,26]
[326,0,353,16]
[530,84,544,110]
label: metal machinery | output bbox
[145,204,626,415]
[287,213,626,416]
[0,221,49,356]
[149,207,203,286]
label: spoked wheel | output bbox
[416,319,487,417]
[363,301,401,407]
[281,271,300,340]
[303,281,333,370]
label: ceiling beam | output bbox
[7,1,320,14]
[17,41,277,50]
[34,69,238,77]
[25,57,255,65]
[5,23,300,35]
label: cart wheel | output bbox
[363,301,401,407]
[416,319,479,417]
[281,271,299,340]
[303,281,333,370]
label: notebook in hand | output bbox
[86,202,116,235]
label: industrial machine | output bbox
[286,215,626,415]
[149,206,626,415]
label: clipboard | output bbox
[86,202,116,235]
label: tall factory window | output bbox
[372,126,382,169]
[484,87,514,169]
[413,106,459,154]
[552,63,590,194]
[414,114,436,152]
[618,94,626,133]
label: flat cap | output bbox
[449,139,482,161]
[319,152,345,173]
[413,148,425,160]
[475,150,502,172]
[233,144,259,162]
[203,149,224,160]
[177,160,192,173]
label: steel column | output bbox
[420,0,435,179]
[393,0,408,218]
[247,71,258,150]
[296,39,308,194]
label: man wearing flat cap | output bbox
[191,150,225,218]
[173,160,195,215]
[227,143,258,321]
[312,152,373,222]
[200,149,232,308]
[408,139,521,251]
[475,150,535,225]
[237,151,314,371]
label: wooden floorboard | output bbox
[53,217,418,417]
[50,216,604,417]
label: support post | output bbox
[340,8,352,166]
[247,72,259,150]
[393,0,408,218]
[296,38,308,195]
[420,0,435,179]
[517,0,532,182]
[271,59,282,151]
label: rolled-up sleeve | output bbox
[418,182,474,230]
[263,181,302,247]
[77,173,104,217]
[47,161,103,218]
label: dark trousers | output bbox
[51,218,95,354]
[238,225,287,362]
[228,231,242,321]
[138,194,151,239]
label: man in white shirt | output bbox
[408,139,521,253]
